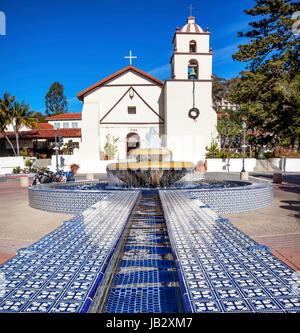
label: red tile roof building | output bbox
[45,113,82,121]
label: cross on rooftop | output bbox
[188,4,195,16]
[124,50,137,66]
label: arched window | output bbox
[188,59,198,79]
[189,40,197,53]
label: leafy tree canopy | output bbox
[45,81,68,116]
[229,0,300,147]
[233,0,299,75]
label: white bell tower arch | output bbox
[171,16,212,80]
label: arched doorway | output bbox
[126,132,140,155]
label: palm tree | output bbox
[0,110,17,156]
[11,101,39,155]
[0,92,17,156]
[0,92,39,155]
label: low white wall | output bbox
[206,158,300,172]
[206,158,257,172]
[78,159,117,174]
[282,158,300,172]
[49,156,300,174]
[269,158,281,170]
[0,156,35,175]
[50,150,115,174]
[50,151,80,172]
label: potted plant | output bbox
[104,134,119,160]
[70,163,80,174]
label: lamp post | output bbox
[241,121,247,173]
[54,127,59,173]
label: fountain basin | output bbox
[28,177,273,215]
[107,161,194,188]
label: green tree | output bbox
[217,111,243,151]
[0,92,38,156]
[233,0,299,74]
[212,75,241,112]
[212,74,228,108]
[0,94,17,156]
[11,101,39,155]
[31,111,47,123]
[45,82,68,116]
[229,0,300,147]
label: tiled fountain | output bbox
[0,130,299,313]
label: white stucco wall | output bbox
[99,125,161,160]
[173,33,210,53]
[282,158,300,172]
[78,102,101,173]
[79,70,164,164]
[206,158,257,172]
[173,54,212,80]
[48,119,82,129]
[5,124,31,132]
[0,156,35,175]
[164,80,217,164]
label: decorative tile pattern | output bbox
[159,190,300,313]
[29,179,273,215]
[0,191,140,313]
[185,182,273,214]
[28,181,114,214]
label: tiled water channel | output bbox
[0,188,299,313]
[101,191,185,313]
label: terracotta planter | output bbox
[196,165,206,172]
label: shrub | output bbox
[274,147,300,158]
[20,147,29,157]
[13,167,22,174]
[25,159,32,167]
[205,142,219,158]
[216,150,228,158]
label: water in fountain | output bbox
[106,128,195,188]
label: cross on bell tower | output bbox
[188,4,195,16]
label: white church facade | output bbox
[76,16,218,173]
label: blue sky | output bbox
[0,0,255,114]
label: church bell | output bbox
[188,67,197,79]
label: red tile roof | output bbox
[38,122,54,129]
[0,128,81,140]
[77,65,164,101]
[45,113,82,120]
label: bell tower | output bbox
[164,16,217,163]
[170,16,212,80]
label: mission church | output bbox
[76,15,217,173]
